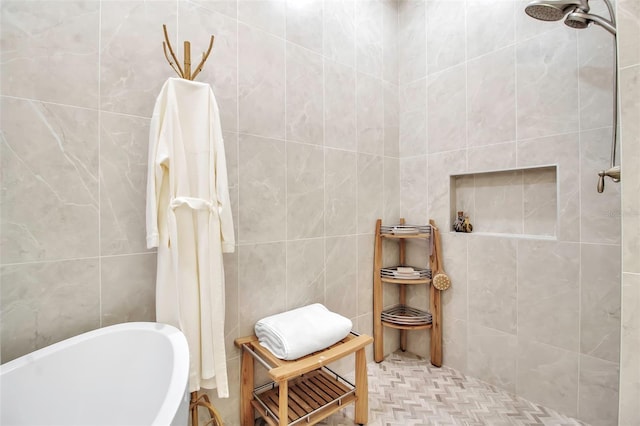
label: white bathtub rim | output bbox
[0,321,190,426]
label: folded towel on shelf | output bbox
[255,303,353,360]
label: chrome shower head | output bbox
[565,10,617,35]
[564,12,591,29]
[524,0,589,21]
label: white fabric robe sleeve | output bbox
[212,99,235,254]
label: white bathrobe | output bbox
[146,77,235,397]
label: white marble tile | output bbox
[443,317,467,373]
[618,0,640,68]
[323,0,356,68]
[580,243,621,363]
[427,65,467,154]
[324,59,357,151]
[522,166,557,237]
[466,0,514,60]
[238,23,285,139]
[178,2,238,132]
[578,25,616,132]
[383,82,399,157]
[399,109,427,159]
[286,142,324,239]
[286,239,325,309]
[467,323,517,394]
[325,236,357,318]
[356,0,383,78]
[399,78,427,157]
[467,236,517,334]
[357,234,374,317]
[101,1,176,117]
[286,0,323,53]
[517,339,580,418]
[398,0,426,84]
[0,98,99,263]
[0,259,100,362]
[356,73,384,156]
[578,355,620,426]
[467,142,517,173]
[383,157,401,223]
[101,253,156,326]
[440,233,467,321]
[286,43,324,145]
[237,242,286,337]
[516,27,579,140]
[100,112,151,256]
[467,46,516,147]
[357,154,384,234]
[400,156,428,225]
[238,134,286,243]
[382,0,398,84]
[238,0,285,37]
[621,66,640,273]
[325,148,357,236]
[0,0,99,109]
[619,273,640,425]
[426,0,466,75]
[189,0,237,19]
[518,240,580,352]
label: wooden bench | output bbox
[235,333,373,426]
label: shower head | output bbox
[565,10,617,35]
[524,0,589,21]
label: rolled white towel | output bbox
[255,304,353,360]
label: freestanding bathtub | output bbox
[0,322,190,426]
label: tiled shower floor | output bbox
[318,351,586,426]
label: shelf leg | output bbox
[430,285,442,367]
[373,219,384,363]
[278,380,288,426]
[240,347,254,426]
[354,348,368,425]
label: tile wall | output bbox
[617,0,640,423]
[396,0,625,424]
[0,0,400,423]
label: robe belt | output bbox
[169,196,218,215]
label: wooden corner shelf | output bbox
[373,218,443,367]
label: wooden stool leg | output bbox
[278,380,288,426]
[240,348,254,426]
[354,348,368,424]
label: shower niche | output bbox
[450,165,558,239]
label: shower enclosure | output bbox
[525,0,620,193]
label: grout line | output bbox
[284,5,288,310]
[97,0,103,327]
[235,0,241,335]
[575,27,583,416]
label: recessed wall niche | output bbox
[450,166,558,238]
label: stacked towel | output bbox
[255,304,353,360]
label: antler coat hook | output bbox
[162,24,215,81]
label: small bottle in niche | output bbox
[462,215,473,233]
[453,211,465,232]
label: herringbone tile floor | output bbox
[320,351,586,426]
